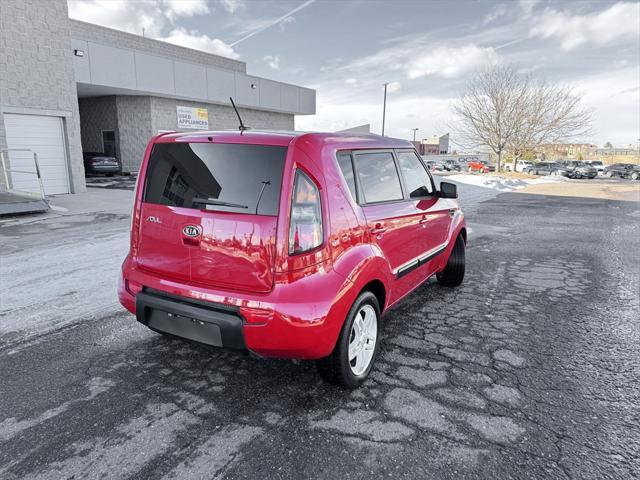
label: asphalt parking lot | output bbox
[1,185,639,479]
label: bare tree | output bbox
[452,65,592,171]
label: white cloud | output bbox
[68,1,237,59]
[345,78,359,87]
[407,44,502,79]
[219,0,245,14]
[162,28,239,58]
[483,4,509,25]
[387,81,401,93]
[163,0,209,21]
[68,0,165,36]
[575,66,640,145]
[530,2,640,51]
[296,93,452,139]
[68,0,210,36]
[278,16,295,32]
[518,0,540,17]
[263,55,281,70]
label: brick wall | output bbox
[78,96,118,154]
[116,96,153,173]
[0,0,85,193]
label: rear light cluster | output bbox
[289,170,322,255]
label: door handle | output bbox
[448,209,456,217]
[419,216,429,224]
[370,223,387,235]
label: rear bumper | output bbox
[136,290,245,349]
[118,256,355,360]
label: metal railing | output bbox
[0,149,46,200]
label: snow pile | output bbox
[446,174,566,191]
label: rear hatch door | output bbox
[137,141,287,293]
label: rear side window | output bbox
[396,151,434,197]
[143,143,286,215]
[336,152,357,200]
[353,151,403,203]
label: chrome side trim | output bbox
[394,241,449,278]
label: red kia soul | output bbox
[118,130,466,388]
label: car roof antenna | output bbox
[229,97,250,134]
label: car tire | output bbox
[316,291,381,389]
[437,234,465,287]
[605,171,613,178]
[632,172,639,180]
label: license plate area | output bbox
[147,309,222,347]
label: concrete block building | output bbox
[0,0,315,196]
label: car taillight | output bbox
[289,170,322,255]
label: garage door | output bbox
[4,114,70,195]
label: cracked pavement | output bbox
[1,189,639,479]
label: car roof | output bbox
[153,130,414,149]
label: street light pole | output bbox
[412,128,419,143]
[382,82,389,136]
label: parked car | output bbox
[555,160,598,179]
[441,159,461,172]
[504,160,533,172]
[603,163,639,179]
[118,131,467,388]
[523,162,560,176]
[586,160,605,174]
[83,152,120,176]
[467,160,494,173]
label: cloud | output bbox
[530,1,640,51]
[219,0,245,14]
[163,0,209,21]
[263,55,281,70]
[345,78,359,87]
[278,16,295,32]
[483,4,509,25]
[68,0,164,36]
[230,0,315,46]
[162,28,239,58]
[386,81,401,93]
[296,93,452,139]
[68,0,211,36]
[407,44,502,79]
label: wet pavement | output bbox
[0,190,639,479]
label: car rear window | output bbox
[143,142,286,215]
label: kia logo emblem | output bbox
[182,225,201,238]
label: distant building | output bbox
[412,133,449,155]
[537,143,597,160]
[537,143,639,164]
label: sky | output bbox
[67,0,640,147]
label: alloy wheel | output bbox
[348,304,377,376]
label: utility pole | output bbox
[412,128,419,143]
[381,82,389,136]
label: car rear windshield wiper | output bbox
[192,197,248,209]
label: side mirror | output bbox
[439,181,457,199]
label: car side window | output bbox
[396,151,434,198]
[353,151,403,203]
[336,152,357,201]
